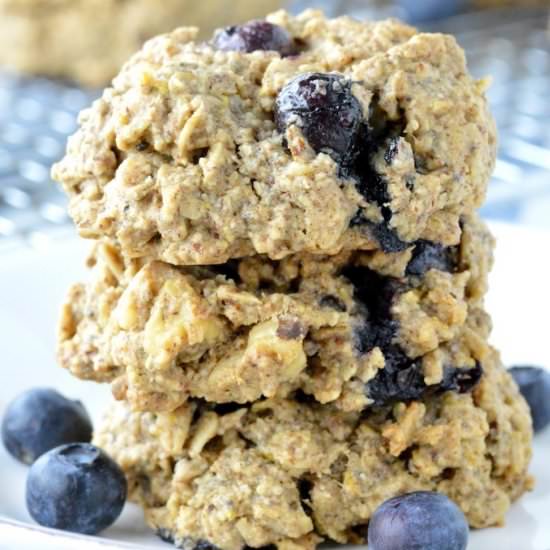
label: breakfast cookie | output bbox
[52,10,496,264]
[58,214,494,412]
[94,347,532,550]
[0,0,283,87]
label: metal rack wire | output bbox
[0,5,548,253]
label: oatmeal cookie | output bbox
[94,347,532,550]
[0,0,283,87]
[52,10,496,263]
[58,214,494,412]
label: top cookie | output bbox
[53,10,497,265]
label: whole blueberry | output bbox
[509,366,550,433]
[26,443,127,535]
[368,492,469,550]
[1,388,93,465]
[275,72,364,165]
[213,20,295,56]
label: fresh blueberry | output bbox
[26,443,127,535]
[1,388,93,465]
[509,366,550,433]
[213,20,296,55]
[368,491,469,550]
[406,240,457,277]
[275,73,364,165]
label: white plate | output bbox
[0,223,549,550]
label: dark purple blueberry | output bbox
[406,241,457,277]
[383,136,400,164]
[365,354,482,406]
[352,137,400,222]
[26,443,127,535]
[1,388,92,465]
[275,73,364,165]
[343,264,482,406]
[344,266,402,356]
[368,491,469,550]
[440,363,483,394]
[364,346,426,405]
[343,267,402,317]
[366,220,410,253]
[349,212,409,253]
[355,174,392,221]
[509,366,550,433]
[364,340,483,406]
[213,21,295,55]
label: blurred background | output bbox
[0,0,549,255]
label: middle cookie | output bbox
[58,214,493,413]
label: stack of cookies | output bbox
[52,10,532,550]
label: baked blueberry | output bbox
[406,241,457,277]
[440,363,483,394]
[509,366,550,433]
[349,212,410,253]
[275,73,364,165]
[213,20,295,56]
[368,491,469,550]
[1,388,92,465]
[364,348,424,405]
[344,265,402,354]
[26,443,127,535]
[365,353,482,406]
[367,220,410,253]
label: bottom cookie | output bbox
[94,347,532,550]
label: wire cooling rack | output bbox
[0,6,549,252]
[0,75,97,253]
